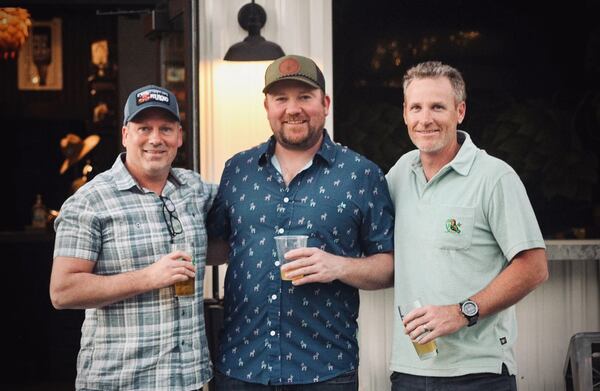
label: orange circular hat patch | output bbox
[279,58,300,75]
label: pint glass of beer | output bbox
[172,242,195,296]
[398,299,438,360]
[274,235,308,281]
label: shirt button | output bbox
[283,197,290,203]
[181,310,186,316]
[270,330,276,336]
[271,294,277,300]
[274,261,281,267]
[278,228,284,234]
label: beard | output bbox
[275,123,324,151]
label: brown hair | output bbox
[403,61,467,104]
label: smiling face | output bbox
[122,107,182,185]
[403,77,466,161]
[264,80,330,151]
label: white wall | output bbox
[515,258,600,390]
[357,288,395,390]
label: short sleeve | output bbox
[53,194,102,261]
[359,165,395,255]
[486,172,546,261]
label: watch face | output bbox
[462,301,478,316]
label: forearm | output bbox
[471,248,548,318]
[338,252,394,290]
[403,248,548,343]
[50,259,154,310]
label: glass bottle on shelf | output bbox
[31,194,48,229]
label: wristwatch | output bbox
[459,299,479,327]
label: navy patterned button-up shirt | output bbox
[208,131,394,385]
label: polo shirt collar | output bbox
[449,130,477,176]
[410,130,477,178]
[258,129,336,167]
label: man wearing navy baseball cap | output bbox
[123,84,181,125]
[51,84,217,390]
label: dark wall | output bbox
[118,15,160,126]
[333,0,600,238]
[0,8,117,229]
[1,233,83,388]
[0,7,159,230]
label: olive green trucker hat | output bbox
[263,54,325,93]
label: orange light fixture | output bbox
[0,7,31,60]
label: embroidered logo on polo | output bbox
[445,218,462,234]
[136,89,170,106]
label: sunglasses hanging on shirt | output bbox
[160,195,183,243]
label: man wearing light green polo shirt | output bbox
[386,61,549,390]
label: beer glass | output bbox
[398,298,438,360]
[274,235,308,281]
[172,242,195,296]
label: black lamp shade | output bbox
[224,1,285,61]
[224,36,284,61]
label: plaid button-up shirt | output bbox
[54,154,216,390]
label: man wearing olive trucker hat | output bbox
[208,54,395,390]
[51,84,217,390]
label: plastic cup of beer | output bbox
[172,242,195,296]
[398,298,438,360]
[274,235,308,281]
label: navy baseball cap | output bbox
[123,85,180,125]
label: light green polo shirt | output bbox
[386,131,545,377]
